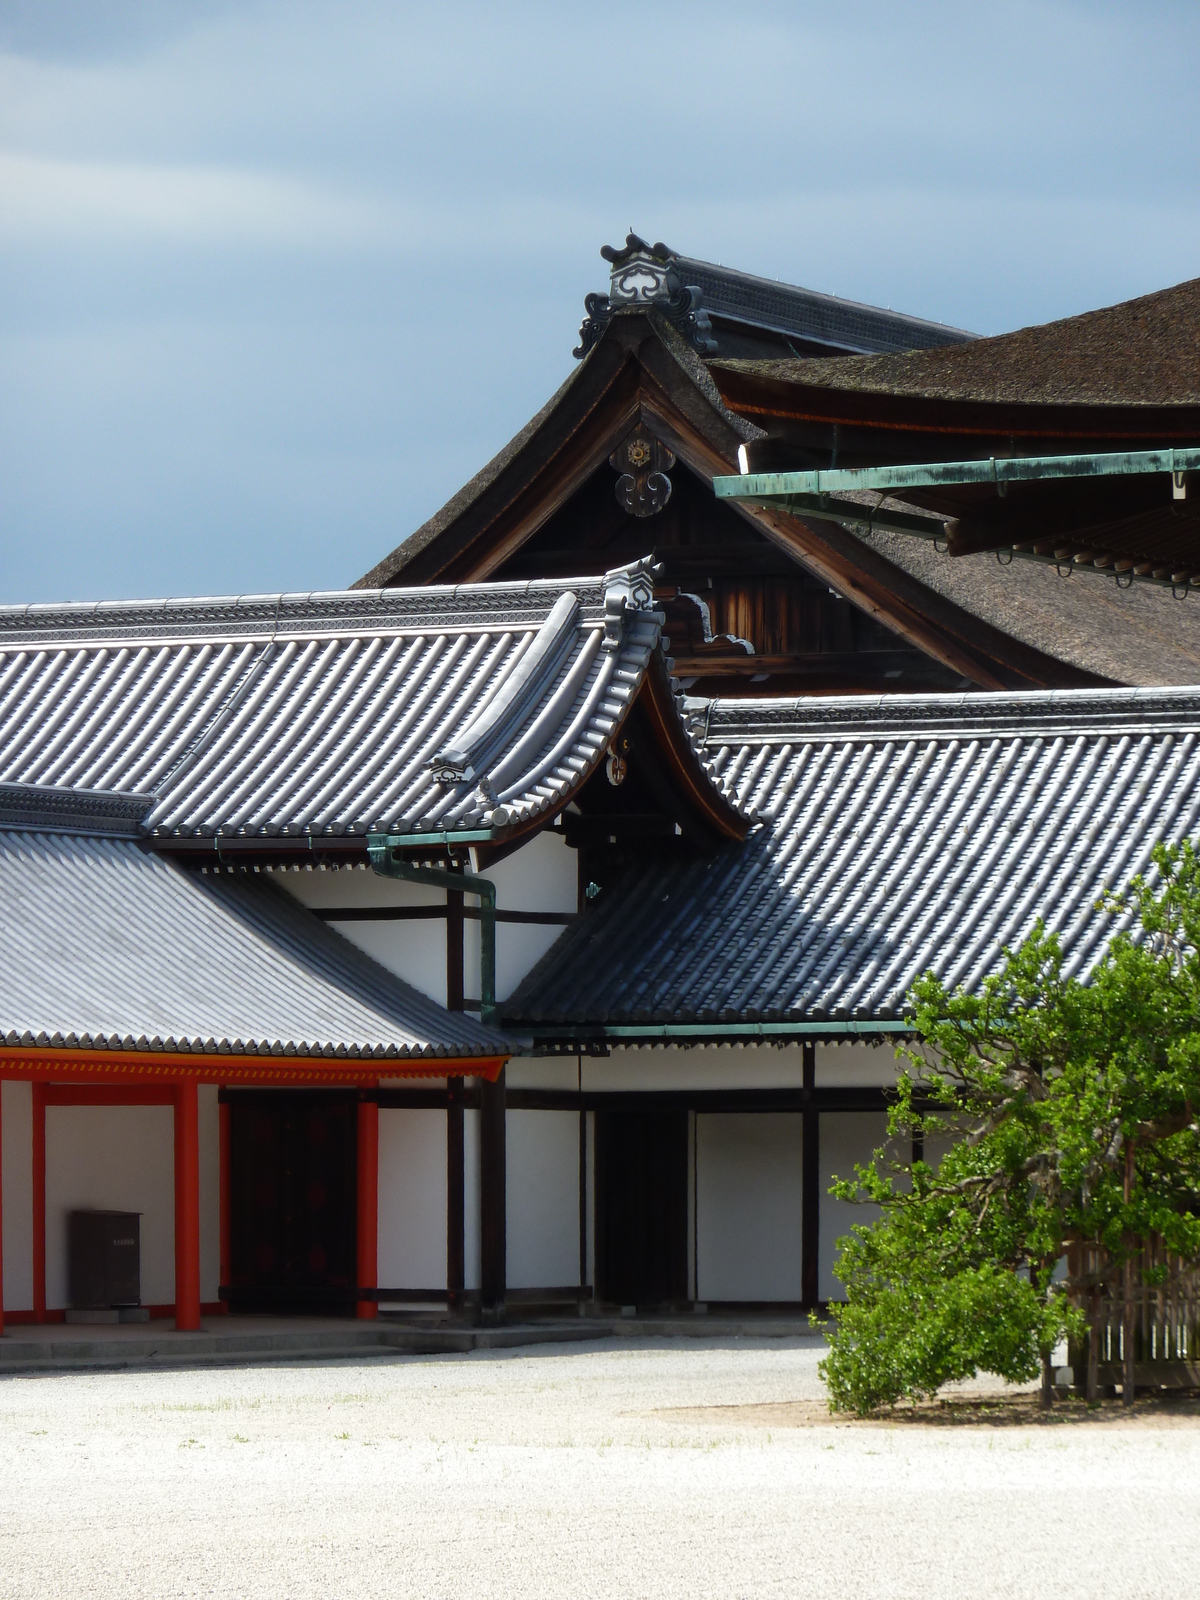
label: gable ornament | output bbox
[610,423,675,519]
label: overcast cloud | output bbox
[2,1,1198,603]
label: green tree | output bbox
[819,841,1200,1418]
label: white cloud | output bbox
[0,152,400,248]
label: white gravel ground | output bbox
[1,1336,1196,1599]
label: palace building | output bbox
[3,243,1200,1330]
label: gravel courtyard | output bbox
[1,1336,1196,1599]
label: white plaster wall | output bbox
[378,1109,447,1290]
[506,1057,580,1091]
[818,1111,888,1302]
[2,1082,33,1312]
[696,1113,803,1302]
[283,867,447,1006]
[583,1045,806,1092]
[506,1110,579,1289]
[199,1086,220,1305]
[814,1042,906,1087]
[483,831,577,914]
[467,830,578,1002]
[45,1106,175,1308]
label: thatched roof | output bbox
[715,277,1200,409]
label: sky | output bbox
[2,0,1199,605]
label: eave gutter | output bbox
[368,832,499,1028]
[513,1020,914,1042]
[714,444,1200,501]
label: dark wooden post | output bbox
[579,1092,588,1296]
[445,887,466,1316]
[801,1042,820,1311]
[1123,1141,1136,1406]
[356,1097,379,1321]
[218,1097,231,1313]
[32,1081,46,1323]
[447,1078,465,1314]
[480,1067,506,1321]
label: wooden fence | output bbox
[1067,1240,1200,1387]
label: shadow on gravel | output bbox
[653,1392,1200,1429]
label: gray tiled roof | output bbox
[0,562,683,840]
[506,686,1200,1030]
[674,255,976,355]
[0,826,504,1061]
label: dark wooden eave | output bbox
[356,310,1108,692]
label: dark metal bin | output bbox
[68,1210,141,1309]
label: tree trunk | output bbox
[1122,1142,1136,1408]
[1122,1251,1136,1406]
[1086,1287,1101,1403]
[1040,1348,1053,1410]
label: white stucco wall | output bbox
[280,832,578,1010]
[506,1109,579,1289]
[818,1110,888,1302]
[815,1042,906,1087]
[696,1113,803,1302]
[583,1046,806,1092]
[2,1081,33,1312]
[283,867,448,1007]
[45,1106,176,1308]
[378,1108,447,1292]
[42,1092,220,1312]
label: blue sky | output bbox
[2,0,1198,604]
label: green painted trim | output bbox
[367,840,499,1028]
[517,1020,913,1041]
[365,828,499,850]
[714,445,1200,502]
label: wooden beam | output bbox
[480,1067,506,1319]
[447,1077,465,1313]
[801,1042,819,1311]
[218,1099,231,1314]
[633,384,1109,690]
[174,1080,202,1332]
[0,1047,506,1086]
[356,1097,379,1321]
[32,1082,45,1323]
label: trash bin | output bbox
[68,1210,141,1311]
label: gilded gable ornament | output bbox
[610,423,675,518]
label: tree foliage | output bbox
[820,841,1200,1417]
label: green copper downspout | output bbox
[366,833,497,1025]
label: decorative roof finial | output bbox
[574,234,717,360]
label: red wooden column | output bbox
[0,1083,5,1336]
[173,1080,201,1332]
[31,1082,46,1323]
[356,1098,379,1320]
[218,1099,231,1313]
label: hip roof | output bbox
[0,561,716,843]
[0,827,505,1062]
[506,685,1200,1032]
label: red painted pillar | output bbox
[31,1082,45,1323]
[0,1082,5,1337]
[356,1098,378,1321]
[174,1080,201,1332]
[218,1099,231,1313]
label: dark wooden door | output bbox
[227,1092,358,1313]
[596,1110,688,1307]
